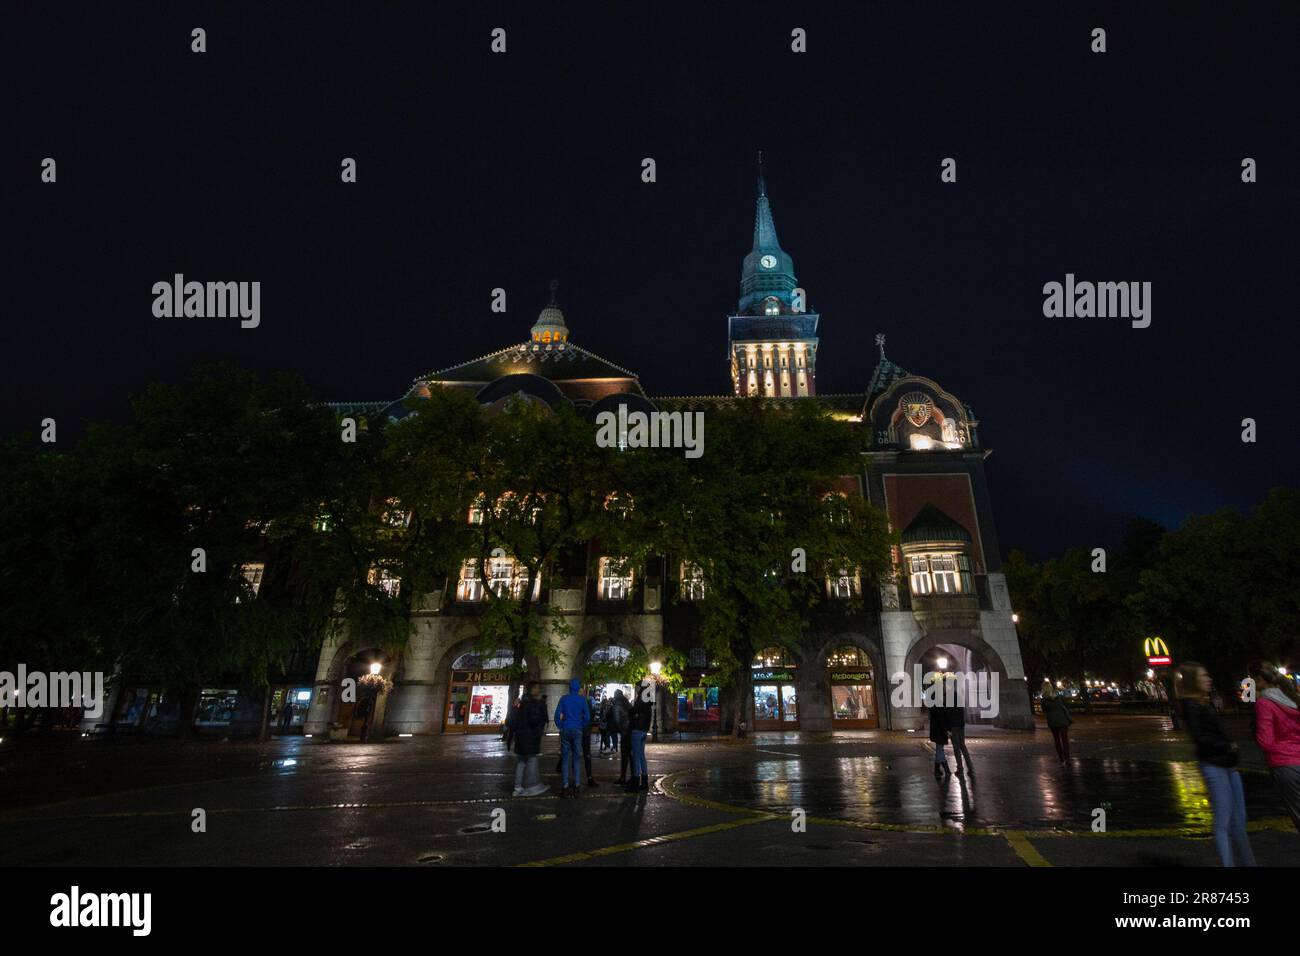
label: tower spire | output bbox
[752,159,779,250]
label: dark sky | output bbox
[5,1,1298,560]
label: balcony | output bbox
[909,591,981,630]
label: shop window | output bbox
[753,646,795,669]
[599,557,633,600]
[195,688,240,726]
[827,646,870,668]
[680,561,706,600]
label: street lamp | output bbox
[936,656,949,671]
[649,661,662,742]
[369,662,382,676]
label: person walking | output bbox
[511,681,550,796]
[598,698,612,754]
[943,676,974,776]
[1178,662,1256,867]
[1040,682,1073,765]
[279,701,295,734]
[1248,660,1300,834]
[554,678,590,798]
[929,697,950,776]
[609,688,631,783]
[626,680,652,792]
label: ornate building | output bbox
[298,170,1032,740]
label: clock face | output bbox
[760,254,777,269]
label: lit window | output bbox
[907,553,973,595]
[468,496,486,526]
[368,565,402,598]
[380,497,410,528]
[312,513,333,532]
[599,557,633,600]
[681,561,706,601]
[828,567,860,599]
[604,492,634,519]
[238,562,265,601]
[764,297,780,316]
[456,559,484,602]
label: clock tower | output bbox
[727,163,820,397]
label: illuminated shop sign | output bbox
[1143,637,1172,667]
[752,670,794,682]
[830,671,873,682]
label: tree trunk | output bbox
[258,683,273,742]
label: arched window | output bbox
[588,645,632,666]
[452,649,518,670]
[827,646,870,668]
[752,646,796,669]
[764,296,780,316]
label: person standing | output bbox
[582,693,600,788]
[1040,682,1073,765]
[279,700,295,734]
[511,681,550,796]
[609,688,631,783]
[943,676,974,776]
[1248,660,1300,834]
[554,679,590,798]
[928,698,950,776]
[1178,662,1256,867]
[626,680,652,792]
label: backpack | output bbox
[612,699,630,731]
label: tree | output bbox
[633,400,894,737]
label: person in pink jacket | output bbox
[1248,660,1300,833]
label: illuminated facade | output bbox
[300,169,1031,738]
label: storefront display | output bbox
[444,649,522,733]
[826,646,878,728]
[752,646,798,729]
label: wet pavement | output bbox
[0,715,1296,866]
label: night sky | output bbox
[5,2,1298,559]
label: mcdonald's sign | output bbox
[1144,637,1172,667]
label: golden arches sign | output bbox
[1144,636,1171,664]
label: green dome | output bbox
[530,280,569,343]
[901,504,972,545]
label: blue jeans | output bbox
[560,728,584,787]
[1199,763,1257,867]
[630,730,648,777]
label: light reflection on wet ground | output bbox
[672,751,1280,832]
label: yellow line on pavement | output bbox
[1003,831,1052,866]
[517,815,774,866]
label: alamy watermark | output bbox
[1042,273,1150,328]
[152,274,260,328]
[595,403,704,459]
[889,666,1000,719]
[0,665,105,718]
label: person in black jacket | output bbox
[942,675,975,776]
[511,681,549,796]
[929,700,950,776]
[626,681,653,792]
[608,688,632,783]
[1177,662,1256,866]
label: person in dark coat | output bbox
[608,688,632,783]
[942,676,974,776]
[511,681,549,796]
[1178,662,1255,866]
[626,681,653,792]
[1040,682,1073,764]
[928,700,950,775]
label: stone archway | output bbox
[899,628,1033,730]
[430,635,540,734]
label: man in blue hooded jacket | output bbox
[554,678,590,797]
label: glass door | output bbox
[445,683,471,732]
